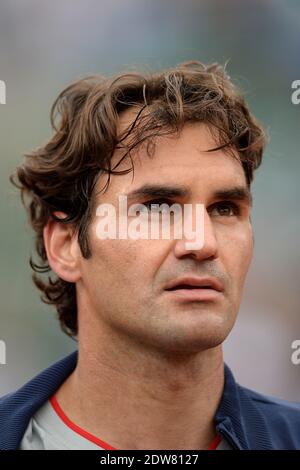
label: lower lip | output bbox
[164,288,223,302]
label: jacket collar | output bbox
[0,350,273,449]
[214,363,273,449]
[0,351,79,450]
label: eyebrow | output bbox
[214,187,253,206]
[125,184,252,206]
[126,184,191,201]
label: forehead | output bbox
[96,110,247,201]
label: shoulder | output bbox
[241,384,300,417]
[239,384,300,447]
[0,351,78,450]
[0,350,78,406]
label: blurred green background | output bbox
[0,0,299,400]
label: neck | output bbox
[56,314,225,450]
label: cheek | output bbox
[221,223,253,284]
[83,236,156,294]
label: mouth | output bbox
[166,284,216,291]
[164,277,224,302]
[164,286,223,302]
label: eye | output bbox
[142,199,174,212]
[209,201,240,217]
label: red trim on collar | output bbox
[50,394,221,450]
[207,434,221,450]
[50,395,117,450]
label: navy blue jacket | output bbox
[1,350,300,450]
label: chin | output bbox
[148,320,233,354]
[179,314,235,352]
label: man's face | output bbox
[77,113,253,353]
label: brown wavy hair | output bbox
[10,60,267,338]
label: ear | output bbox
[43,211,81,283]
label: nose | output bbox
[173,207,219,261]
